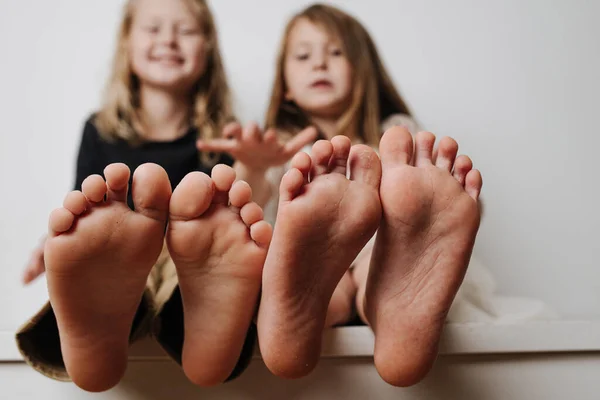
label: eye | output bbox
[330,47,343,57]
[144,25,160,34]
[295,53,309,61]
[179,27,199,35]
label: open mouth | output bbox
[151,55,184,65]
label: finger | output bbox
[23,253,45,285]
[243,121,263,142]
[196,139,239,153]
[263,128,278,144]
[223,122,242,139]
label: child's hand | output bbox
[23,235,47,285]
[196,122,318,172]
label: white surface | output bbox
[1,4,600,396]
[2,353,600,399]
[1,1,599,331]
[4,321,600,362]
[5,321,600,398]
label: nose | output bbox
[311,49,327,71]
[158,26,177,47]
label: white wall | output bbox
[1,0,599,333]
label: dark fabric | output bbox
[15,293,153,381]
[153,286,256,382]
[74,115,234,209]
[16,114,254,383]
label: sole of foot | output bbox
[45,163,171,392]
[166,164,272,386]
[365,127,482,387]
[258,136,382,378]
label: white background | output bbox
[1,0,599,334]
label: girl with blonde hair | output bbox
[18,0,279,391]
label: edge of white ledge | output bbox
[2,320,600,362]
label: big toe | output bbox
[379,126,414,167]
[131,163,171,222]
[170,172,215,220]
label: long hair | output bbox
[265,3,411,146]
[95,0,234,161]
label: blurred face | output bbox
[128,0,207,93]
[284,19,353,118]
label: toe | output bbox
[131,163,171,222]
[349,144,382,190]
[250,221,272,248]
[452,155,473,186]
[414,131,436,168]
[379,126,414,167]
[229,180,253,208]
[48,208,75,236]
[465,169,483,200]
[63,191,88,216]
[310,140,334,178]
[279,168,305,203]
[81,175,107,203]
[434,137,458,172]
[289,152,311,184]
[240,202,264,227]
[104,163,131,202]
[170,172,214,220]
[212,164,237,204]
[329,135,351,175]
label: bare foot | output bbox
[45,163,171,392]
[166,165,272,387]
[258,136,382,378]
[365,127,482,387]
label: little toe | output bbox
[465,169,483,201]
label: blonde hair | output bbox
[265,3,411,146]
[95,0,233,155]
